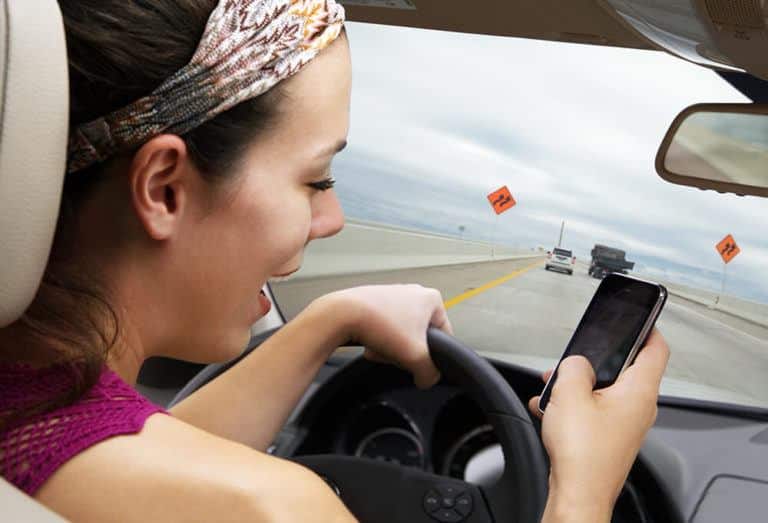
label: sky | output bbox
[332,22,768,303]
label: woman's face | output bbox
[158,37,352,362]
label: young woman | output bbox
[0,1,669,521]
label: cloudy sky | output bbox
[333,22,768,302]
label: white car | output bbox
[545,248,575,275]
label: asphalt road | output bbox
[272,259,768,407]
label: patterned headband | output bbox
[67,0,345,174]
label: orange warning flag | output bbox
[487,186,516,215]
[716,234,741,264]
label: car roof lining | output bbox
[344,0,654,50]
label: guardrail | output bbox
[572,261,768,329]
[657,279,768,329]
[291,219,543,280]
[289,220,768,331]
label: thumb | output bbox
[551,356,596,404]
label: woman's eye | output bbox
[308,176,336,192]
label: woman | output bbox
[0,0,669,521]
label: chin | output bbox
[189,329,252,365]
[223,329,253,361]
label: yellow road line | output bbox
[444,260,544,309]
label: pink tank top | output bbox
[0,363,167,495]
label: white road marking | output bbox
[665,300,768,347]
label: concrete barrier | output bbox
[658,279,768,329]
[290,219,543,280]
[575,261,768,329]
[287,220,767,330]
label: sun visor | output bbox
[600,0,768,81]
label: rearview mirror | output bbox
[656,104,768,198]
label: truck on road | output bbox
[589,244,635,279]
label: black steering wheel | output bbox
[169,327,549,523]
[293,328,549,523]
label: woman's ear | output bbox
[128,135,192,241]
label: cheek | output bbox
[215,176,314,274]
[254,198,313,263]
[265,206,312,255]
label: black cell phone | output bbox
[538,273,667,412]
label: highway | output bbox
[272,258,768,407]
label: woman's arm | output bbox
[168,293,353,450]
[169,285,450,450]
[37,414,357,522]
[532,330,670,523]
[541,492,613,523]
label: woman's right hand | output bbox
[528,330,670,523]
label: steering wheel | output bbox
[169,327,549,523]
[292,328,549,523]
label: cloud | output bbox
[338,22,768,302]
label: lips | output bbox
[258,289,272,315]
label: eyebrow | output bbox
[316,140,348,159]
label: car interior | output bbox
[3,0,768,522]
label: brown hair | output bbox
[0,0,284,430]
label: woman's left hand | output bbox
[315,284,452,389]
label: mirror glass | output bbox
[663,109,768,189]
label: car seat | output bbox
[0,0,69,520]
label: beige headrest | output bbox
[0,0,69,327]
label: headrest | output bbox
[0,0,69,327]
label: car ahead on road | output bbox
[588,244,635,279]
[4,2,768,523]
[545,248,575,275]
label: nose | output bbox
[308,189,345,241]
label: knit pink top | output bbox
[0,363,166,495]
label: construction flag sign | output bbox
[487,186,516,215]
[716,234,741,264]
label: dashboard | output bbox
[307,384,502,482]
[150,335,768,523]
[275,353,680,522]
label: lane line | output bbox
[444,261,544,309]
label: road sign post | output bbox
[491,215,498,259]
[486,186,516,260]
[716,264,728,306]
[714,234,741,306]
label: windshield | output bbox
[271,23,768,409]
[553,249,572,257]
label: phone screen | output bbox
[539,274,665,410]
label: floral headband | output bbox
[67,0,345,174]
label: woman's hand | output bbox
[316,284,452,389]
[529,330,670,523]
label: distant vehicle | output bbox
[545,247,575,275]
[589,244,635,279]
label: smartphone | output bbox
[538,273,667,412]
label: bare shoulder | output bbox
[36,413,356,523]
